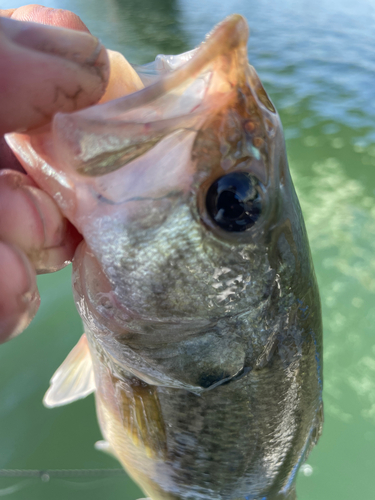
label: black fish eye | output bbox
[205,172,261,232]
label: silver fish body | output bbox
[7,14,322,500]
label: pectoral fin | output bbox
[43,334,95,408]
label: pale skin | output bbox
[0,5,110,341]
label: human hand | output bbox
[0,5,110,341]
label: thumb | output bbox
[0,15,109,135]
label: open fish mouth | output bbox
[50,14,276,177]
[6,14,287,328]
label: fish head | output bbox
[7,15,317,389]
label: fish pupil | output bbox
[206,172,261,232]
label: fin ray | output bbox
[43,334,95,408]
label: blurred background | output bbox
[0,0,375,498]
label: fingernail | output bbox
[0,16,105,68]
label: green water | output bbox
[1,0,375,498]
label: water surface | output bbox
[0,0,374,499]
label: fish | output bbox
[6,14,323,500]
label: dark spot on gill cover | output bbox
[198,366,252,390]
[198,371,230,389]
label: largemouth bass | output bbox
[7,14,323,500]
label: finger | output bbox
[0,9,16,18]
[0,4,91,32]
[0,16,109,135]
[0,5,94,172]
[0,170,82,273]
[0,241,40,343]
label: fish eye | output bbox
[205,172,261,232]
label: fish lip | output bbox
[74,14,249,117]
[53,14,250,124]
